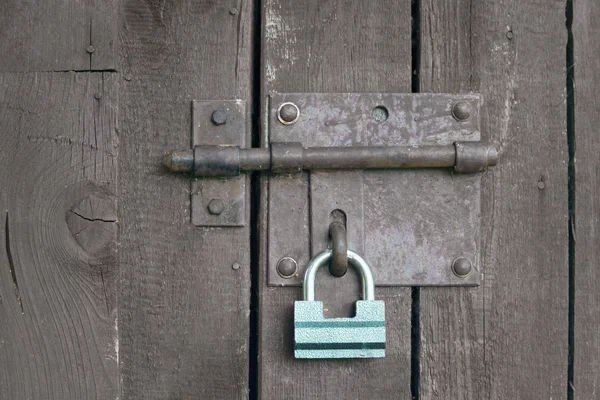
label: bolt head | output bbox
[452,101,472,121]
[537,181,546,190]
[232,262,241,270]
[452,257,473,277]
[94,93,102,100]
[506,30,514,40]
[229,8,239,15]
[86,46,95,54]
[207,199,225,215]
[211,108,228,126]
[277,257,298,278]
[277,102,300,125]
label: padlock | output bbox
[294,249,386,359]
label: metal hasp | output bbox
[267,93,496,288]
[187,100,247,227]
[166,141,497,176]
[166,93,498,287]
[294,250,386,359]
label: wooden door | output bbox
[0,0,595,399]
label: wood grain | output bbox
[117,1,253,398]
[258,1,413,398]
[573,0,600,398]
[0,0,117,72]
[419,0,569,398]
[0,72,118,399]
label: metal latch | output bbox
[165,93,498,287]
[165,141,497,176]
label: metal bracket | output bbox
[165,94,494,286]
[267,93,489,287]
[190,100,246,227]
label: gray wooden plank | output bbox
[418,2,486,397]
[419,0,569,398]
[0,0,117,72]
[0,71,118,399]
[573,0,600,397]
[117,1,253,399]
[258,1,413,398]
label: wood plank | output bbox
[0,0,117,72]
[258,1,413,398]
[0,71,118,399]
[573,0,600,397]
[117,1,253,399]
[419,0,569,398]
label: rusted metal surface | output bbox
[190,100,246,227]
[267,93,486,286]
[329,215,348,277]
[165,142,497,175]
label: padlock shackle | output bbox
[303,250,375,301]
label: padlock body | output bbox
[294,300,386,359]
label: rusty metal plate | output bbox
[191,100,246,227]
[267,93,483,286]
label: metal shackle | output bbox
[303,250,375,301]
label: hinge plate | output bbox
[267,93,484,287]
[191,100,246,227]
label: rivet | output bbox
[229,8,239,15]
[537,181,546,190]
[452,102,471,121]
[506,30,514,40]
[277,257,298,278]
[207,199,225,215]
[211,108,228,126]
[86,46,95,54]
[94,93,102,100]
[277,102,300,125]
[232,262,241,270]
[452,257,472,277]
[372,106,389,123]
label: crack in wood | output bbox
[70,210,117,224]
[5,212,24,314]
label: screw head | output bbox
[277,257,298,278]
[211,108,228,126]
[232,262,241,270]
[537,180,546,190]
[207,199,225,215]
[277,102,300,125]
[452,257,473,277]
[451,101,472,121]
[229,8,239,15]
[506,30,514,40]
[94,93,102,100]
[86,46,95,54]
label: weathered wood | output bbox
[117,1,253,398]
[258,1,413,398]
[0,72,118,399]
[573,1,600,398]
[0,0,117,72]
[419,0,569,398]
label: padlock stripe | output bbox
[295,321,385,328]
[295,343,386,350]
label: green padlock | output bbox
[294,250,386,359]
